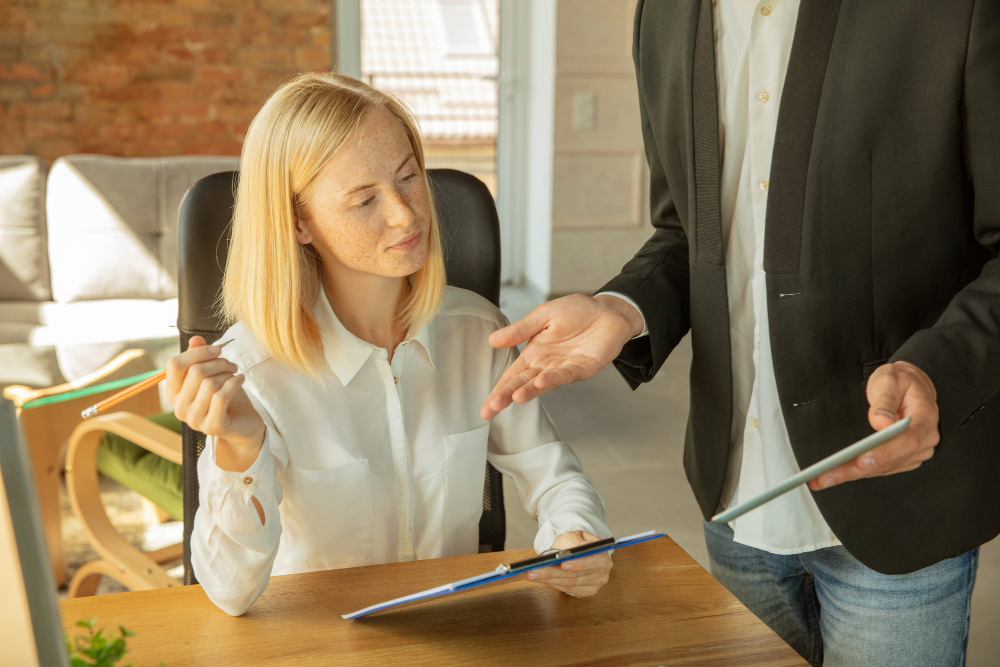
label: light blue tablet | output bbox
[711,417,911,524]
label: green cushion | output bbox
[96,411,184,521]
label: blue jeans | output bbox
[703,519,979,666]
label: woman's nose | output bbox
[384,188,415,227]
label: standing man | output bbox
[481,1,999,665]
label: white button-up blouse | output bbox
[191,286,610,615]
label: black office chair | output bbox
[176,169,506,585]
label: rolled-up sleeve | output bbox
[486,343,611,553]
[191,388,286,616]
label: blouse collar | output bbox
[315,288,436,385]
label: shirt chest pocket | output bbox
[281,459,373,570]
[443,424,490,545]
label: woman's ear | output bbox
[293,215,314,245]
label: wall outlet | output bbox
[572,92,597,130]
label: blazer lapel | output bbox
[692,0,724,266]
[763,0,844,274]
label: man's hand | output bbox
[480,294,644,420]
[809,361,939,491]
[525,530,613,597]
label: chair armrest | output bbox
[64,412,184,591]
[68,412,182,466]
[3,349,153,408]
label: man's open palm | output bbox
[480,294,643,420]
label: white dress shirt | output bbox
[715,0,839,554]
[609,0,839,555]
[192,286,610,615]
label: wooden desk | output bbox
[60,536,806,666]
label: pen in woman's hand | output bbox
[81,340,232,419]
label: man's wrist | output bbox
[594,294,646,339]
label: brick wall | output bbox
[0,0,330,161]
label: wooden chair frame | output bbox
[64,412,184,597]
[3,350,162,587]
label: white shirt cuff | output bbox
[597,292,649,338]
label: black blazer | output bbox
[601,0,1000,574]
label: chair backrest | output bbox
[177,169,505,584]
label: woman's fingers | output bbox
[172,358,239,423]
[203,374,246,434]
[184,366,235,430]
[530,569,612,598]
[165,337,222,399]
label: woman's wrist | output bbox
[215,424,266,472]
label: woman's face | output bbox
[295,106,431,280]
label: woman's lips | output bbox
[390,231,422,251]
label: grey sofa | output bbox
[0,154,239,405]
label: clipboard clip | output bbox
[499,536,616,574]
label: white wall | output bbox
[520,0,557,298]
[549,0,648,296]
[505,0,647,299]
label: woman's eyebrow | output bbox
[342,153,416,197]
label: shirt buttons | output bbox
[760,179,769,191]
[758,91,769,103]
[753,418,759,429]
[761,6,772,16]
[394,376,399,384]
[242,476,253,485]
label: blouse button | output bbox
[242,476,253,485]
[761,6,772,16]
[394,376,399,384]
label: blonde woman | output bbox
[164,72,612,616]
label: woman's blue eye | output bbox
[401,172,417,183]
[358,196,375,209]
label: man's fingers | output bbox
[809,428,936,490]
[866,368,905,430]
[480,358,538,419]
[489,305,548,350]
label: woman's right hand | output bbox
[166,335,266,461]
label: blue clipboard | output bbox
[342,530,666,619]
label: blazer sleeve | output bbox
[598,0,692,389]
[890,0,1000,435]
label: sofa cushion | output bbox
[46,155,239,303]
[0,156,50,301]
[0,343,63,389]
[0,298,178,346]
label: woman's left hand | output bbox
[525,530,613,597]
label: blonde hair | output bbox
[221,72,447,377]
